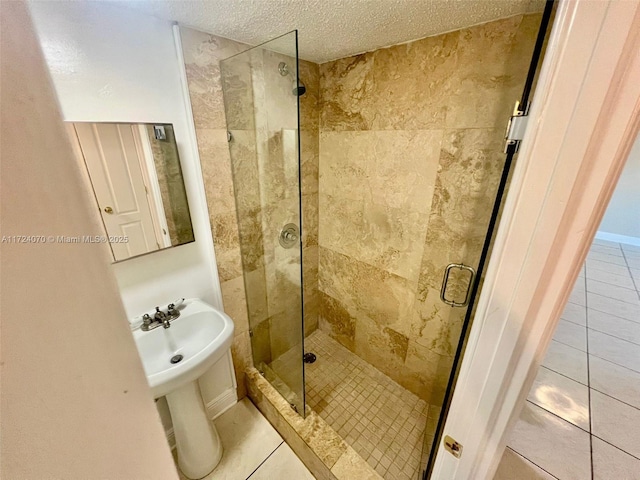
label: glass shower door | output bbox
[220,31,306,415]
[421,3,556,477]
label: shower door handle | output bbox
[440,263,476,307]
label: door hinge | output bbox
[444,435,463,458]
[504,101,530,154]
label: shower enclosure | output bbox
[219,9,551,478]
[220,31,307,415]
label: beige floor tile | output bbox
[590,244,623,256]
[568,288,586,306]
[591,389,640,458]
[587,292,640,323]
[630,268,640,284]
[588,309,640,345]
[588,251,628,266]
[626,257,640,270]
[560,302,587,326]
[588,330,640,373]
[589,355,640,409]
[553,319,587,351]
[587,280,640,306]
[494,448,556,480]
[587,259,631,277]
[623,247,640,257]
[507,402,591,480]
[248,443,315,480]
[592,437,640,480]
[527,367,589,430]
[621,243,640,252]
[585,269,636,290]
[206,398,283,480]
[623,254,640,266]
[593,239,621,248]
[542,340,588,385]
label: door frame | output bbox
[431,0,640,478]
[132,124,172,249]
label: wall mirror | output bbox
[68,122,194,262]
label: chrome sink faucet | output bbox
[141,299,184,331]
[154,307,170,329]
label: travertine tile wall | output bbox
[180,28,251,398]
[180,27,319,398]
[317,14,541,405]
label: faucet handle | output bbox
[142,313,152,326]
[167,298,184,312]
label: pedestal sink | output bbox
[133,299,234,479]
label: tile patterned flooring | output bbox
[175,398,315,480]
[496,240,640,480]
[305,330,436,480]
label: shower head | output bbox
[278,62,306,97]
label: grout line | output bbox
[587,350,640,378]
[586,324,640,348]
[590,433,640,462]
[586,265,631,276]
[538,364,588,386]
[549,337,587,353]
[589,385,640,412]
[526,400,591,436]
[586,256,629,268]
[541,362,640,411]
[584,260,594,480]
[587,277,639,293]
[245,441,285,480]
[588,351,640,375]
[620,248,640,300]
[566,299,587,308]
[586,290,640,307]
[585,290,640,309]
[505,447,560,479]
[559,315,587,328]
[548,338,586,353]
[583,305,640,326]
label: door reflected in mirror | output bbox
[68,122,194,262]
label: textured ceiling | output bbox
[111,0,544,63]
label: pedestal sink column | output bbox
[165,380,222,479]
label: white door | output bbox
[430,1,640,478]
[73,123,160,261]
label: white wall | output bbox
[28,0,223,317]
[27,0,235,433]
[598,133,640,241]
[1,2,177,478]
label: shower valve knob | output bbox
[279,223,300,249]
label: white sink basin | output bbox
[132,298,235,479]
[133,298,235,398]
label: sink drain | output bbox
[170,354,184,364]
[303,352,316,364]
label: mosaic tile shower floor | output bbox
[304,330,439,480]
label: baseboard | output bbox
[165,387,237,450]
[206,387,237,420]
[595,231,640,247]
